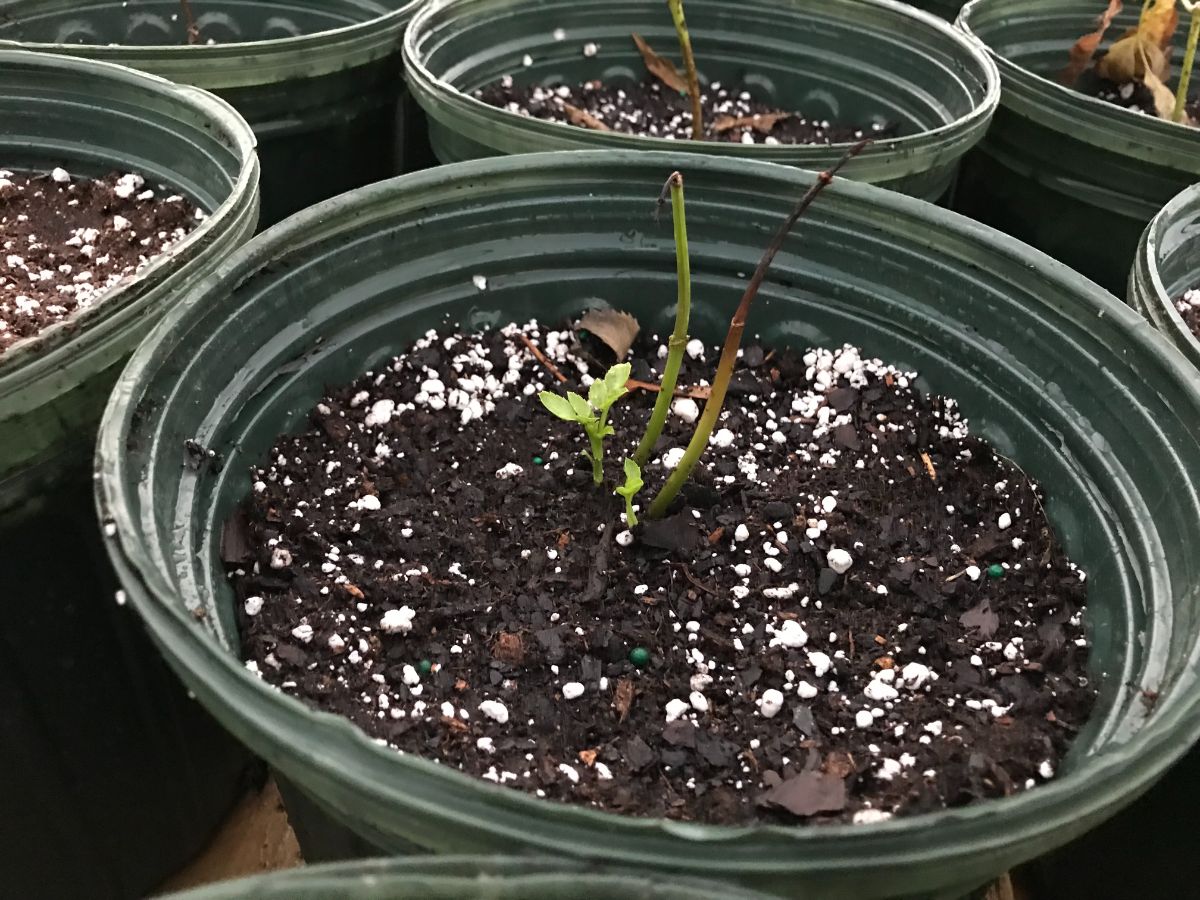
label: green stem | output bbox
[647,140,870,520]
[667,0,703,139]
[588,432,604,484]
[1174,7,1200,124]
[633,172,691,467]
[623,494,639,528]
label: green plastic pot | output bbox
[0,50,261,899]
[955,0,1200,295]
[403,0,999,201]
[1129,183,1200,373]
[98,150,1200,899]
[0,0,425,227]
[162,857,775,899]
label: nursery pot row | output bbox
[98,150,1200,899]
[403,0,999,201]
[0,0,425,226]
[0,51,261,898]
[955,0,1200,295]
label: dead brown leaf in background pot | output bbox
[1061,0,1123,85]
[562,102,611,132]
[712,112,792,134]
[632,33,688,94]
[579,308,640,360]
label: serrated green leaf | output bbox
[588,377,606,410]
[567,391,593,420]
[539,391,578,421]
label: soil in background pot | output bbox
[477,71,898,145]
[228,317,1095,828]
[0,167,202,352]
[1175,287,1200,338]
[1076,69,1200,123]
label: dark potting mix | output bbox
[231,317,1096,826]
[0,167,202,353]
[1177,287,1200,338]
[474,37,897,145]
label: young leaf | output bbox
[539,391,580,422]
[614,457,645,527]
[632,33,689,94]
[567,391,593,420]
[619,457,644,494]
[603,362,633,404]
[1061,0,1124,86]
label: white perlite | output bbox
[826,548,854,574]
[244,596,264,616]
[379,606,416,634]
[769,619,808,649]
[662,447,686,469]
[478,699,510,724]
[672,397,700,424]
[665,698,691,723]
[561,682,585,700]
[759,688,784,718]
[495,462,524,479]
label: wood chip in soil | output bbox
[0,167,203,353]
[475,73,898,145]
[232,319,1095,827]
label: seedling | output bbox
[647,140,869,519]
[539,362,631,484]
[633,171,691,467]
[667,0,704,139]
[614,457,645,527]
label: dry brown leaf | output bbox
[1142,62,1178,117]
[562,102,611,132]
[612,678,635,722]
[1098,32,1169,81]
[712,112,792,134]
[631,33,688,94]
[579,308,640,360]
[1140,0,1180,48]
[1061,0,1123,85]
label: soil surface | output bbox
[476,75,899,145]
[0,168,202,354]
[1176,288,1200,339]
[231,320,1095,826]
[1076,69,1200,124]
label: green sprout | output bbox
[633,171,691,468]
[1174,1,1199,124]
[667,0,704,139]
[539,362,632,484]
[614,457,645,527]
